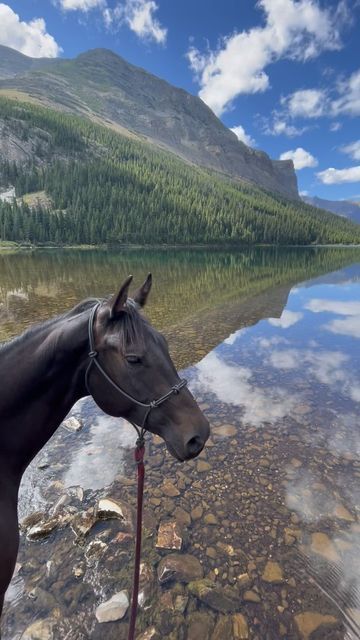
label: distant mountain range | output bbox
[302,196,360,225]
[0,45,298,200]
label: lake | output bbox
[1,247,360,639]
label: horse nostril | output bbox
[186,435,204,457]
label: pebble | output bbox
[212,424,237,437]
[156,521,183,550]
[310,532,340,563]
[232,613,249,639]
[27,518,59,541]
[97,497,135,530]
[191,505,203,520]
[22,618,56,640]
[157,553,203,584]
[95,591,129,623]
[62,416,83,432]
[197,460,211,472]
[261,561,284,584]
[162,480,180,497]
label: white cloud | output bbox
[187,0,346,116]
[324,317,360,339]
[280,147,318,170]
[0,3,61,57]
[317,166,360,184]
[332,69,360,116]
[340,140,360,161]
[59,0,105,10]
[305,299,360,316]
[268,309,303,328]
[230,125,255,147]
[300,190,309,196]
[263,118,307,137]
[330,121,342,131]
[116,0,167,44]
[281,88,326,118]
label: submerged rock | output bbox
[97,497,135,530]
[310,532,340,563]
[232,613,249,639]
[62,416,83,432]
[21,511,45,531]
[137,628,160,640]
[212,424,237,437]
[161,480,180,497]
[211,615,233,640]
[156,521,183,550]
[188,579,239,613]
[261,561,284,584]
[71,508,96,537]
[157,553,203,584]
[27,517,59,541]
[95,591,129,622]
[187,611,214,639]
[138,562,156,610]
[22,617,56,639]
[294,611,337,639]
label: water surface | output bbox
[1,247,360,639]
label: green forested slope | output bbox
[1,98,360,246]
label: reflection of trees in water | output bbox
[1,247,360,342]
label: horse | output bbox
[0,273,210,617]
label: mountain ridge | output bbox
[302,196,360,225]
[0,45,298,200]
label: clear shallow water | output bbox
[1,248,360,639]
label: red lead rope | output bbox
[127,442,145,640]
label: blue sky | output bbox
[1,0,360,201]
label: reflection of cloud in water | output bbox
[64,414,137,490]
[327,413,360,461]
[286,471,338,522]
[223,327,248,345]
[268,348,359,403]
[194,351,297,427]
[324,316,360,339]
[257,336,289,349]
[268,310,303,328]
[305,299,360,316]
[286,470,360,631]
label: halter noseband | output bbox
[85,302,188,444]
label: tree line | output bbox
[1,97,360,246]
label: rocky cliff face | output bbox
[0,46,298,199]
[303,196,360,225]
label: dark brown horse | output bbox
[0,274,210,616]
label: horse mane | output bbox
[0,297,148,355]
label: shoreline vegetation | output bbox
[1,241,360,252]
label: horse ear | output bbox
[133,273,152,308]
[108,275,133,318]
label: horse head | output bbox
[86,274,210,461]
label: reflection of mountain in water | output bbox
[1,247,360,364]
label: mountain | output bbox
[303,196,360,225]
[1,97,360,247]
[0,46,298,200]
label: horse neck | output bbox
[0,309,91,481]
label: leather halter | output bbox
[85,302,188,443]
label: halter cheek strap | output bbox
[85,302,188,443]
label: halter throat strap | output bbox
[85,302,187,441]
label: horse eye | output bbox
[125,354,142,364]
